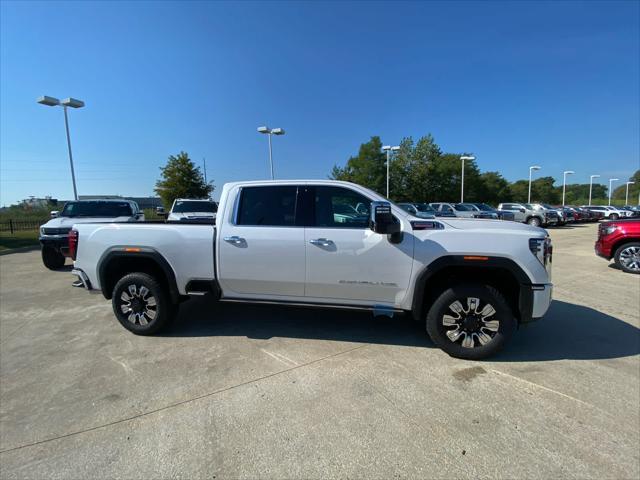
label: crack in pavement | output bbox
[0,343,371,455]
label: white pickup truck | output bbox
[70,180,553,360]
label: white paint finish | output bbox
[217,224,305,296]
[304,226,414,304]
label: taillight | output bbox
[68,229,78,260]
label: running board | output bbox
[219,297,403,316]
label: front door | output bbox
[218,185,305,297]
[304,185,414,306]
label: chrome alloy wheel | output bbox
[442,297,499,348]
[619,245,640,272]
[120,284,157,326]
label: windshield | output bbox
[524,204,534,209]
[61,201,133,218]
[172,200,217,213]
[454,204,475,211]
[473,203,494,211]
[414,203,435,213]
[542,204,555,209]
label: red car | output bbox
[595,219,640,274]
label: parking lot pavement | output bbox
[0,223,638,479]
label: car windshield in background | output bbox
[524,204,534,209]
[414,203,435,213]
[173,201,217,213]
[61,201,133,217]
[454,204,475,211]
[542,204,555,209]
[473,203,494,211]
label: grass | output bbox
[0,230,40,252]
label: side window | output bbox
[237,186,298,226]
[442,205,454,213]
[314,186,371,228]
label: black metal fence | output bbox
[0,220,43,234]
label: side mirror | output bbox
[370,201,401,235]
[50,210,59,218]
[519,208,526,213]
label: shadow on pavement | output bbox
[166,297,639,361]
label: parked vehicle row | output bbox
[69,180,554,360]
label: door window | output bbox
[313,186,371,228]
[237,186,298,226]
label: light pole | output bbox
[382,145,400,199]
[625,181,635,205]
[459,156,475,203]
[608,178,619,206]
[562,170,575,206]
[588,174,600,206]
[257,126,285,180]
[37,95,85,200]
[528,165,541,203]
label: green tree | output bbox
[510,176,560,204]
[155,151,214,208]
[478,171,512,206]
[329,136,386,195]
[612,170,640,204]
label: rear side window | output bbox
[237,186,298,226]
[313,186,371,228]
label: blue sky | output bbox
[1,0,638,205]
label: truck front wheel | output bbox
[426,284,516,360]
[112,272,176,335]
[42,246,66,270]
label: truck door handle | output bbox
[309,238,334,247]
[224,236,245,245]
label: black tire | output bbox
[41,246,66,270]
[426,284,516,360]
[112,272,177,335]
[610,213,619,220]
[614,242,640,274]
[526,216,541,227]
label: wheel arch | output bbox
[98,247,180,303]
[411,256,533,325]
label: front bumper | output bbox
[532,284,553,318]
[39,235,70,256]
[71,268,98,292]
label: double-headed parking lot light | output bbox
[528,165,541,203]
[257,126,285,180]
[562,170,575,206]
[37,95,85,200]
[589,174,600,206]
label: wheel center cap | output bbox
[462,315,481,332]
[131,298,144,313]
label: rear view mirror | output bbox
[370,201,401,235]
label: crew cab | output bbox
[595,219,640,274]
[70,180,553,360]
[39,199,143,269]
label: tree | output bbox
[329,136,386,195]
[612,170,640,204]
[478,172,512,205]
[155,152,214,208]
[510,176,560,204]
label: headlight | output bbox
[603,225,618,235]
[529,237,551,266]
[40,227,45,235]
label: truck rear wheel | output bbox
[112,272,176,335]
[426,284,515,360]
[42,246,66,270]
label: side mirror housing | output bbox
[519,208,526,213]
[50,210,59,218]
[370,201,401,235]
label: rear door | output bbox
[304,185,414,305]
[218,185,305,297]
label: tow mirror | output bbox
[370,201,401,235]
